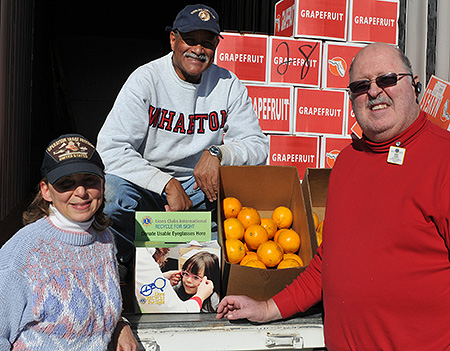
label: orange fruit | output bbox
[272,206,293,229]
[244,224,269,250]
[316,220,324,246]
[313,212,320,230]
[223,197,242,219]
[260,218,277,239]
[243,260,267,269]
[277,258,301,269]
[274,228,288,243]
[284,253,304,266]
[223,218,245,240]
[237,207,261,229]
[225,238,246,264]
[277,229,301,254]
[240,252,258,266]
[257,240,284,267]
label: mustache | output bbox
[184,52,209,63]
[366,95,393,108]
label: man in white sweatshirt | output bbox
[97,4,269,274]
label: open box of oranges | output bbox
[218,165,315,301]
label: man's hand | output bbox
[164,178,193,211]
[216,295,282,323]
[193,150,220,202]
[162,270,182,286]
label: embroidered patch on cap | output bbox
[191,8,215,22]
[46,136,95,163]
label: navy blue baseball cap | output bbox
[41,134,105,184]
[167,4,222,36]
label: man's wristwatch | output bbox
[206,145,222,162]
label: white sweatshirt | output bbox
[97,52,269,194]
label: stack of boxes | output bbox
[215,0,399,179]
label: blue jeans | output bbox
[104,173,217,264]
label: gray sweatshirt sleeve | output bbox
[97,68,173,195]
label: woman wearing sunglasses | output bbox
[0,134,138,350]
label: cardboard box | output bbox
[274,0,296,37]
[420,75,450,131]
[274,0,349,41]
[246,84,294,134]
[218,166,314,300]
[301,168,331,249]
[294,88,347,135]
[322,41,366,89]
[269,36,322,87]
[268,134,320,181]
[295,0,349,41]
[347,95,363,138]
[215,32,269,84]
[320,135,352,168]
[349,0,399,44]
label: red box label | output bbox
[270,37,321,86]
[295,0,348,40]
[323,42,365,89]
[269,135,320,180]
[246,85,292,134]
[350,0,399,44]
[215,33,268,83]
[347,96,363,138]
[274,0,296,37]
[295,88,346,135]
[420,75,450,131]
[322,136,352,168]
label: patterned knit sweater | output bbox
[0,217,122,350]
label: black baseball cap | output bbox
[166,4,222,36]
[41,134,105,184]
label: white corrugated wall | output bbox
[405,0,450,86]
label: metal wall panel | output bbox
[0,0,34,220]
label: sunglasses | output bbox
[178,31,218,50]
[348,72,413,95]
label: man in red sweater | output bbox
[217,42,450,350]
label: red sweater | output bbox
[274,111,450,350]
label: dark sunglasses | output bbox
[348,72,413,94]
[178,31,218,50]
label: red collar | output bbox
[360,111,428,153]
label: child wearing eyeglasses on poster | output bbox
[135,246,214,313]
[174,252,220,312]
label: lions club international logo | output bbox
[141,216,153,227]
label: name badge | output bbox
[387,146,406,165]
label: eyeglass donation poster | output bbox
[135,212,221,313]
[420,75,450,131]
